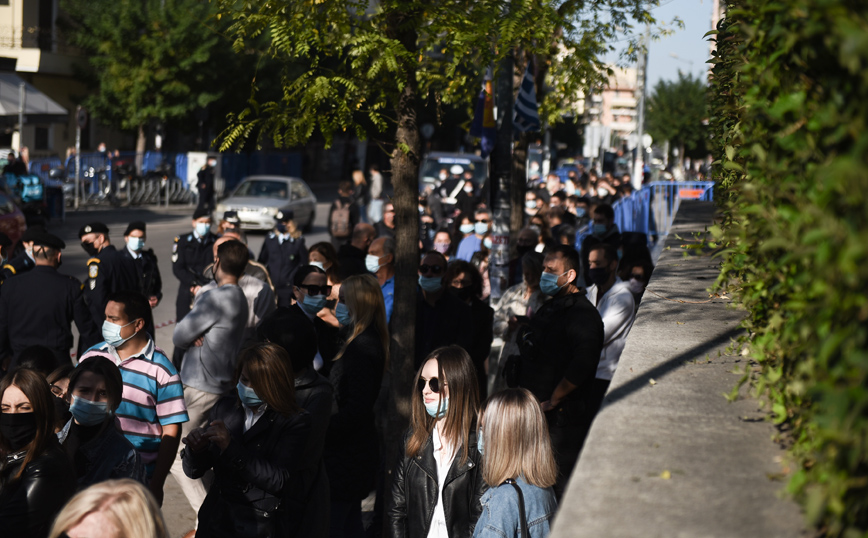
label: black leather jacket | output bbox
[0,441,76,538]
[182,396,313,538]
[387,429,486,538]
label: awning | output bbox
[0,73,68,126]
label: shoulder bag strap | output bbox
[504,479,530,537]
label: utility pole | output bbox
[632,27,650,189]
[16,83,25,150]
[489,51,514,301]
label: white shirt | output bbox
[587,278,636,380]
[243,403,267,432]
[427,423,456,538]
[126,244,142,259]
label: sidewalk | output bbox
[552,201,808,538]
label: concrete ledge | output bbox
[552,201,807,538]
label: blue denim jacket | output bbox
[473,477,558,538]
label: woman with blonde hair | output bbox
[387,345,485,538]
[182,343,312,538]
[48,478,168,538]
[473,388,558,538]
[324,273,389,537]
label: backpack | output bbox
[330,200,351,238]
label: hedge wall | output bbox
[709,1,868,535]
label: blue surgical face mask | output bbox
[70,396,111,427]
[236,380,264,408]
[195,222,211,237]
[299,293,327,315]
[424,396,448,419]
[539,270,567,296]
[474,221,489,235]
[477,428,485,455]
[592,223,608,236]
[128,237,145,252]
[418,275,443,293]
[483,238,493,249]
[525,200,537,209]
[365,254,382,273]
[102,319,138,347]
[335,302,352,326]
[576,207,587,218]
[459,223,474,234]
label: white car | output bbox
[216,175,317,231]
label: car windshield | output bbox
[419,156,487,192]
[234,180,289,199]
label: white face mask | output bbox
[627,278,645,294]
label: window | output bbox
[234,180,290,199]
[34,126,51,150]
[290,181,310,201]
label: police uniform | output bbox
[0,228,40,286]
[79,223,141,326]
[0,232,101,369]
[120,222,163,303]
[257,210,308,307]
[172,228,217,322]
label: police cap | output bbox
[275,209,294,221]
[78,222,109,238]
[31,231,66,250]
[223,211,241,225]
[20,226,46,243]
[124,221,146,236]
[193,207,211,220]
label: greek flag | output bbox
[470,72,497,158]
[514,62,540,133]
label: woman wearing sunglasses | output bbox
[473,388,558,538]
[324,273,389,537]
[291,264,341,372]
[387,345,485,538]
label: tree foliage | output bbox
[60,0,229,133]
[710,1,868,535]
[646,71,707,160]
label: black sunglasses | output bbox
[419,264,444,274]
[417,377,446,393]
[298,284,332,296]
[475,219,489,224]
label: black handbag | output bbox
[504,479,530,537]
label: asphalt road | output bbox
[46,200,334,537]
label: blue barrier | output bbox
[575,181,715,252]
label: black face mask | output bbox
[0,412,38,452]
[587,267,610,287]
[452,286,474,301]
[53,395,71,427]
[516,244,534,257]
[81,241,99,257]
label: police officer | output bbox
[79,221,140,327]
[0,231,101,370]
[196,156,216,214]
[0,227,40,285]
[258,209,308,307]
[121,221,162,340]
[172,207,217,322]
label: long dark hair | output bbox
[0,368,56,478]
[235,343,300,418]
[406,346,479,465]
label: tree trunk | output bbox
[135,124,146,176]
[382,7,422,531]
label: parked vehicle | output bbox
[216,175,317,231]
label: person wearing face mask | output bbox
[79,291,188,507]
[172,207,218,328]
[367,236,396,323]
[415,251,473,367]
[387,346,485,538]
[455,208,491,262]
[170,240,248,517]
[0,368,76,538]
[79,222,140,328]
[121,222,162,310]
[324,274,389,537]
[444,260,493,399]
[618,256,653,311]
[282,264,338,372]
[182,343,313,538]
[58,357,146,488]
[258,209,309,308]
[515,245,603,498]
[0,231,101,372]
[585,243,637,416]
[432,229,453,259]
[580,203,621,284]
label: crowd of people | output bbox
[0,161,654,538]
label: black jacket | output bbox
[172,231,217,321]
[183,396,314,538]
[0,265,100,368]
[324,325,386,501]
[415,288,474,368]
[0,251,35,285]
[294,368,334,537]
[58,418,146,489]
[387,429,486,538]
[0,441,76,538]
[336,243,368,281]
[258,233,308,306]
[120,246,163,302]
[83,245,140,325]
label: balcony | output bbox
[609,96,638,109]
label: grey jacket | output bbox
[175,284,248,394]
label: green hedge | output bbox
[709,1,868,535]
